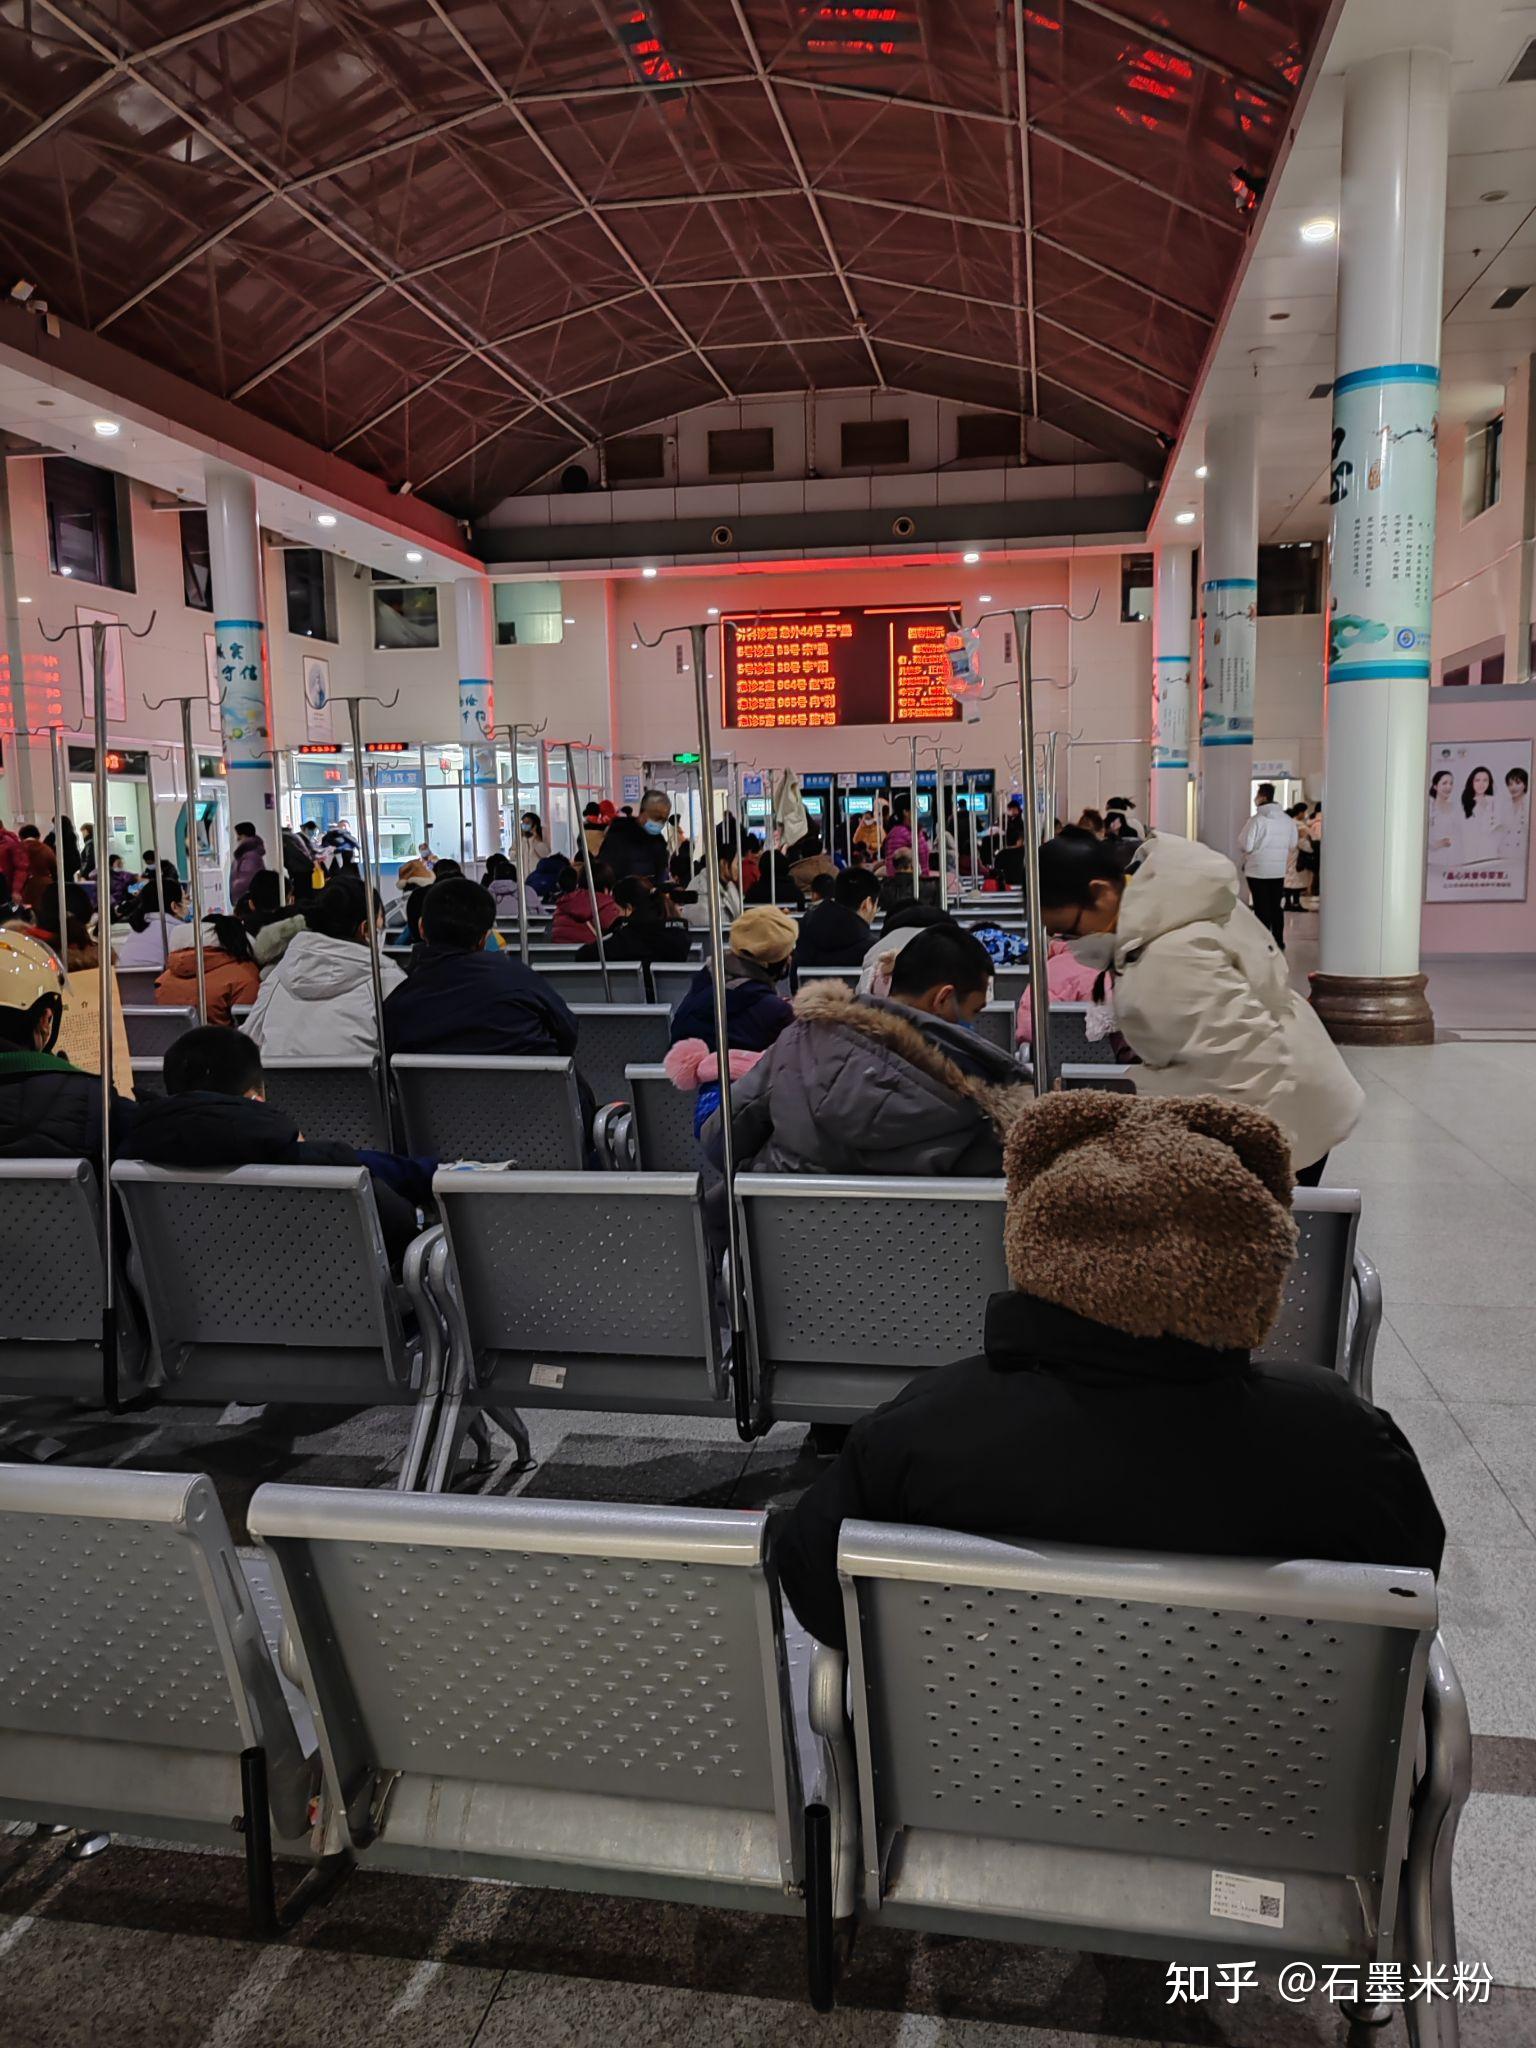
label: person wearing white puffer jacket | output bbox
[1035,831,1362,1185]
[1237,782,1299,951]
[244,880,402,1059]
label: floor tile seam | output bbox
[1353,1057,1536,1197]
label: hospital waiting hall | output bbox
[2,0,1536,2042]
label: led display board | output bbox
[721,604,962,729]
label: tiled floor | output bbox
[5,1040,1536,2044]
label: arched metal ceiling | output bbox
[0,0,1332,519]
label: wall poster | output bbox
[1425,739,1531,903]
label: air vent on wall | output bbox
[1506,35,1536,83]
[708,426,774,475]
[843,417,910,468]
[1491,284,1531,311]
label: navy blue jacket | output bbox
[669,956,793,1055]
[384,945,579,1059]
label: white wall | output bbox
[1433,356,1533,685]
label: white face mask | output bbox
[1067,931,1117,971]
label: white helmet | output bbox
[0,927,65,1049]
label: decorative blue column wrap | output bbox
[214,617,272,767]
[1152,654,1191,769]
[1327,362,1438,685]
[1199,579,1257,748]
[458,677,492,746]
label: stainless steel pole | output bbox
[766,769,779,901]
[468,742,480,870]
[563,740,611,1000]
[1013,609,1053,1093]
[689,622,754,1440]
[48,728,68,990]
[271,745,288,907]
[909,738,920,899]
[88,621,118,1408]
[345,698,396,1148]
[935,763,950,912]
[508,726,531,965]
[178,700,209,1023]
[418,744,428,863]
[842,776,853,869]
[144,748,170,968]
[966,772,978,886]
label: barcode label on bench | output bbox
[1210,1870,1285,1928]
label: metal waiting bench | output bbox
[391,1053,587,1166]
[648,959,702,1012]
[116,966,163,1006]
[123,1004,197,1056]
[0,1159,148,1413]
[426,1169,730,1483]
[263,1056,392,1151]
[568,1003,672,1107]
[623,1063,700,1170]
[813,1525,1468,2041]
[248,1486,831,1955]
[534,962,648,1006]
[111,1161,445,1489]
[0,1463,320,1921]
[736,1180,1383,1425]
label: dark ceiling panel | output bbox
[0,0,1332,518]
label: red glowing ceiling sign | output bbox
[720,604,963,731]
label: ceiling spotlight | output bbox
[1299,216,1336,244]
[92,419,120,437]
[630,640,640,650]
[978,593,992,603]
[316,513,337,528]
[563,615,575,624]
[1175,510,1196,526]
[962,550,980,564]
[60,564,73,575]
[641,565,658,578]
[17,595,31,604]
[1481,189,1509,203]
[405,550,423,564]
[707,605,719,616]
[1195,464,1208,478]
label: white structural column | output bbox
[205,464,275,854]
[1151,544,1193,835]
[1313,46,1449,1045]
[453,576,499,854]
[1197,415,1259,860]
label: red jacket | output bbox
[19,837,56,915]
[0,829,27,905]
[550,888,621,945]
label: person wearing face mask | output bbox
[1036,832,1362,1184]
[704,922,1027,1178]
[598,788,674,887]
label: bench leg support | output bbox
[238,1746,279,1940]
[804,1802,837,2013]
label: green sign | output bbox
[672,751,702,765]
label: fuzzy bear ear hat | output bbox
[1003,1092,1299,1353]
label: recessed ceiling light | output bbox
[630,640,640,650]
[60,565,73,575]
[978,593,992,603]
[641,565,658,578]
[316,513,337,528]
[404,550,423,564]
[1175,511,1196,526]
[1195,464,1208,478]
[563,615,575,624]
[92,419,120,437]
[17,595,31,604]
[707,605,719,616]
[1269,310,1291,321]
[36,398,54,407]
[963,550,980,564]
[1299,216,1336,244]
[1480,189,1508,204]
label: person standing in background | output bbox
[1238,782,1297,951]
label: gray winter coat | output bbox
[709,978,1028,1178]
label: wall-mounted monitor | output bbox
[844,794,876,815]
[721,604,962,729]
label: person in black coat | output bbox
[775,1090,1444,1649]
[598,789,672,886]
[794,868,881,968]
[384,877,579,1060]
[577,877,694,964]
[0,926,133,1162]
[119,1025,422,1268]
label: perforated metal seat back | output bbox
[1257,1194,1358,1375]
[392,1056,584,1167]
[975,1003,1015,1055]
[629,1068,701,1171]
[1048,1005,1117,1065]
[568,1007,671,1106]
[116,968,161,1006]
[254,1492,785,1814]
[843,1530,1432,1885]
[536,963,647,1006]
[0,1161,102,1342]
[991,969,1031,1007]
[113,1164,402,1353]
[439,1173,712,1361]
[650,961,701,1013]
[124,1006,198,1056]
[263,1060,389,1151]
[739,1177,1006,1367]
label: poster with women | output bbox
[1425,740,1531,902]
